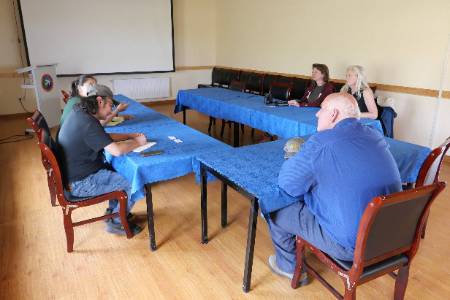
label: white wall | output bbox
[215,0,450,147]
[1,0,449,149]
[0,0,216,115]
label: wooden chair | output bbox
[416,136,450,187]
[61,89,70,103]
[30,111,133,252]
[26,110,51,142]
[241,72,264,95]
[415,136,450,238]
[291,182,446,300]
[27,111,57,206]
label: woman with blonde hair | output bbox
[341,65,377,119]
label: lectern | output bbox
[16,64,61,128]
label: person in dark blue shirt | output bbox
[267,92,402,281]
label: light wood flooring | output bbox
[0,104,449,299]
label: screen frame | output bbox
[17,0,176,77]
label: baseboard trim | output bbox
[0,112,33,119]
[141,99,176,107]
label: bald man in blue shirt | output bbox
[267,93,402,282]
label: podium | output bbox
[16,64,61,128]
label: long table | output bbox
[196,137,430,292]
[175,88,383,146]
[105,95,232,250]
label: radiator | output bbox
[113,77,170,100]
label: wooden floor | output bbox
[0,104,449,299]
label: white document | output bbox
[133,142,157,153]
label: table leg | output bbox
[243,198,259,293]
[221,182,228,228]
[233,122,240,147]
[145,184,157,251]
[201,165,208,244]
[182,108,186,124]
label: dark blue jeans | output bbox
[267,200,354,273]
[70,169,135,222]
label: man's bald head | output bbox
[316,93,361,131]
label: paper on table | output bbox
[133,142,157,153]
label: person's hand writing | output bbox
[134,133,147,146]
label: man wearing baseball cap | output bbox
[86,84,133,126]
[57,89,146,236]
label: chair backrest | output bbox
[38,129,68,207]
[291,77,309,99]
[262,74,279,95]
[353,182,445,269]
[61,89,70,104]
[26,110,52,141]
[212,68,240,87]
[269,82,292,101]
[229,80,246,92]
[241,72,264,95]
[416,136,450,187]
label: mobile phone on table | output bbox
[141,150,163,157]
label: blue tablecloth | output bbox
[196,137,430,214]
[104,95,232,202]
[175,88,383,138]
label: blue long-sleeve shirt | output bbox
[278,118,402,251]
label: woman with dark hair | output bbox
[60,75,97,125]
[60,75,130,125]
[288,64,334,107]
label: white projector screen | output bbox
[18,0,174,76]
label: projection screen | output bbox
[18,0,174,76]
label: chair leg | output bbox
[421,214,429,239]
[344,289,356,300]
[63,208,74,253]
[394,265,410,300]
[220,120,226,137]
[291,239,306,289]
[119,195,132,239]
[208,117,215,134]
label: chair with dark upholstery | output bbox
[277,75,294,86]
[269,82,292,101]
[241,72,264,95]
[262,74,279,95]
[229,80,246,92]
[291,77,310,100]
[214,68,240,88]
[415,136,450,238]
[211,67,226,87]
[291,183,446,300]
[27,110,52,142]
[27,111,57,207]
[30,112,133,252]
[226,69,241,86]
[219,79,246,137]
[331,81,346,92]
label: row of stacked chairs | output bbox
[200,67,377,100]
